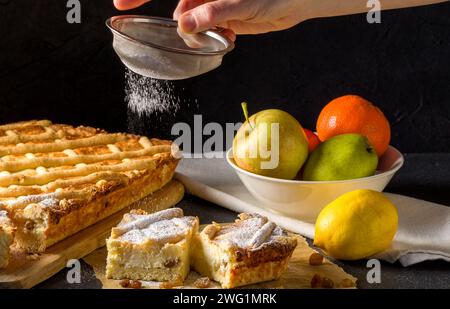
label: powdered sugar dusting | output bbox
[113,208,197,244]
[0,210,10,225]
[119,217,196,244]
[4,192,59,209]
[125,69,181,116]
[213,214,285,249]
[39,198,60,208]
[113,208,183,237]
[249,221,277,248]
[3,191,86,209]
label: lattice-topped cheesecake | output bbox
[0,210,15,268]
[0,120,179,253]
[191,213,297,288]
[106,208,199,283]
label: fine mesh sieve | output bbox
[106,15,234,80]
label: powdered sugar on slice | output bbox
[213,214,285,249]
[112,208,183,237]
[249,221,277,248]
[111,208,197,244]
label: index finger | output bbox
[173,0,210,19]
[113,0,150,10]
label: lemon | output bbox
[314,189,398,260]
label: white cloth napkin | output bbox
[175,153,450,266]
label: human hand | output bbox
[173,0,308,36]
[114,0,450,37]
[113,0,308,38]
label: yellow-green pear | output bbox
[303,133,378,181]
[233,103,309,179]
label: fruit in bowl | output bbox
[303,128,321,153]
[232,95,391,182]
[233,103,309,180]
[303,133,378,181]
[228,95,403,221]
[317,95,391,157]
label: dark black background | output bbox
[0,0,449,153]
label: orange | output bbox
[303,128,321,152]
[316,95,391,157]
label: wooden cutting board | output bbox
[84,234,357,289]
[0,180,185,289]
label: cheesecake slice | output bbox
[106,208,198,283]
[191,213,297,288]
[0,210,15,268]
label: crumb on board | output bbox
[26,253,41,261]
[194,277,212,289]
[159,279,183,289]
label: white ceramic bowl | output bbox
[226,146,404,223]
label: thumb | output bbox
[178,0,250,33]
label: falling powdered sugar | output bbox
[125,68,181,116]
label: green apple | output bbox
[233,103,309,179]
[303,133,378,181]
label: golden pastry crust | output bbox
[0,120,179,253]
[233,236,298,268]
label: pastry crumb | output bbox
[26,253,41,261]
[194,277,212,289]
[160,279,183,289]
